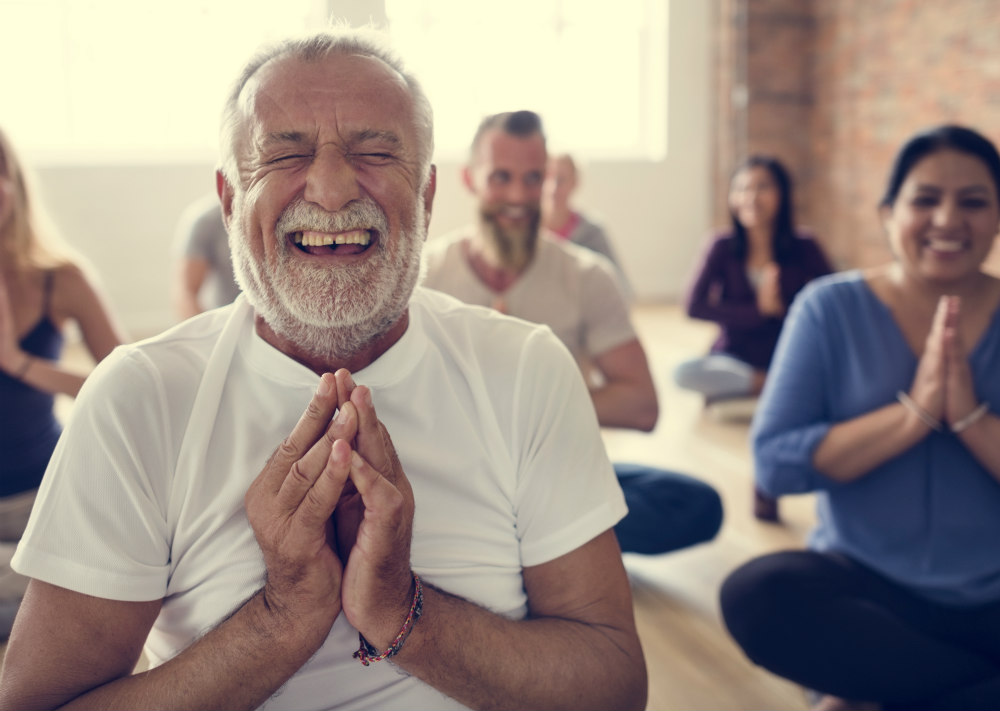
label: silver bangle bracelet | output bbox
[896,391,944,432]
[951,402,990,433]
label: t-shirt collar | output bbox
[238,294,427,390]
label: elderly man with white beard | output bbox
[0,29,647,711]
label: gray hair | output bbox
[218,27,434,187]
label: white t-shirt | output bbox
[14,287,625,711]
[422,231,636,363]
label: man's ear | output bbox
[461,164,476,194]
[216,170,235,231]
[422,165,437,235]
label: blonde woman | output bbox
[0,126,126,638]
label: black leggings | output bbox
[720,551,1000,710]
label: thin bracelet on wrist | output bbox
[896,391,944,432]
[353,572,423,667]
[951,402,990,433]
[12,354,33,380]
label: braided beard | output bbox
[478,207,540,273]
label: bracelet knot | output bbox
[354,572,423,667]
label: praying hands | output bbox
[244,369,417,657]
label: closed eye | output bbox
[267,154,311,165]
[354,152,396,164]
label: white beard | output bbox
[230,195,426,361]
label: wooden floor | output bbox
[2,304,816,710]
[611,304,815,711]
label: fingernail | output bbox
[335,406,348,424]
[317,375,331,397]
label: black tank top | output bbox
[0,271,64,496]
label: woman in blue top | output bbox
[0,125,126,638]
[721,125,1000,711]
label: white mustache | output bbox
[276,198,389,237]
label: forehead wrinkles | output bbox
[236,54,417,163]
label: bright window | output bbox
[1,0,666,163]
[1,0,327,162]
[385,0,667,160]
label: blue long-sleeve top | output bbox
[751,271,1000,606]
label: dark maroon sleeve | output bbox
[685,236,771,330]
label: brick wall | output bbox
[714,0,1000,271]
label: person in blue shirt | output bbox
[720,124,1000,711]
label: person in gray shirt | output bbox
[172,193,239,319]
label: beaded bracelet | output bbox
[896,391,943,432]
[951,402,990,433]
[354,572,423,667]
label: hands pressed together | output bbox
[244,369,416,654]
[908,295,980,432]
[756,262,786,318]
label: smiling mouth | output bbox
[290,229,373,256]
[924,237,967,254]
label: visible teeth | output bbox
[292,230,371,247]
[927,239,963,252]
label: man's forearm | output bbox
[591,382,658,432]
[389,584,647,711]
[59,591,332,711]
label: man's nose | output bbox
[304,147,362,212]
[504,179,537,206]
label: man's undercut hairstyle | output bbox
[469,110,546,161]
[219,26,435,188]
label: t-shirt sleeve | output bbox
[174,201,219,261]
[580,257,637,357]
[511,327,627,567]
[12,348,175,601]
[751,281,837,496]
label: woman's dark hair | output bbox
[728,155,797,264]
[880,124,1000,207]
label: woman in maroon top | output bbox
[675,155,832,520]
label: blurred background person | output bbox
[722,124,1000,711]
[171,193,238,320]
[674,155,832,521]
[542,152,631,296]
[0,125,126,639]
[426,111,723,557]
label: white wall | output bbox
[33,1,712,338]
